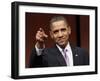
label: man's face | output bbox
[50,20,71,48]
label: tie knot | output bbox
[61,48,68,54]
[62,49,67,52]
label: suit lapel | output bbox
[52,45,67,66]
[52,44,80,66]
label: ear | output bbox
[68,26,71,35]
[49,31,53,39]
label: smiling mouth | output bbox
[58,39,65,43]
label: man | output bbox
[29,16,89,68]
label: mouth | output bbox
[57,38,65,43]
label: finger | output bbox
[37,28,48,38]
[37,31,43,35]
[36,32,45,40]
[39,28,44,32]
[37,29,47,38]
[36,33,42,39]
[43,33,48,38]
[41,31,48,38]
[36,34,44,42]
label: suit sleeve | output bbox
[83,49,89,65]
[29,48,43,68]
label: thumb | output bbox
[43,33,48,38]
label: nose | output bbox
[58,31,63,38]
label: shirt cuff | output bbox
[35,44,45,56]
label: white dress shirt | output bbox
[35,42,73,66]
[56,42,73,66]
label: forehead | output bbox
[51,20,67,30]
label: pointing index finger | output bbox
[39,28,44,32]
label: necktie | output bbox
[62,49,70,66]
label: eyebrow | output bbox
[53,30,59,33]
[61,28,66,31]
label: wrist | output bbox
[36,42,45,49]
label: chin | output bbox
[58,43,66,48]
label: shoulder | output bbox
[70,43,89,55]
[75,47,87,52]
[76,47,88,53]
[43,47,57,54]
[41,45,59,57]
[70,43,88,53]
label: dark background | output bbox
[25,13,89,68]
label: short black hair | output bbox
[50,16,69,29]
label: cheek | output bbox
[64,32,70,38]
[51,34,58,41]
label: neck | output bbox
[57,42,68,49]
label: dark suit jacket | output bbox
[29,45,89,68]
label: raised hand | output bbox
[35,28,48,49]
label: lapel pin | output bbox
[75,54,78,56]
